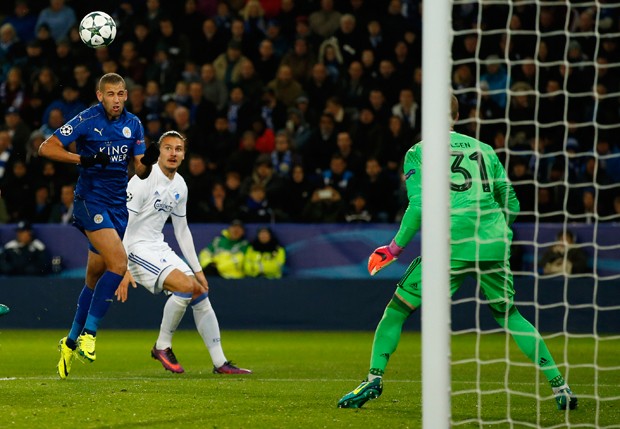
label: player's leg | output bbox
[189,282,252,374]
[339,258,423,408]
[67,251,105,348]
[77,228,127,361]
[152,268,193,373]
[480,260,577,410]
[58,250,105,378]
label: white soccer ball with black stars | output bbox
[79,11,117,48]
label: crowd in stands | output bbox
[0,0,619,227]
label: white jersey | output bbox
[124,163,202,292]
[125,163,187,247]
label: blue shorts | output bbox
[73,197,128,253]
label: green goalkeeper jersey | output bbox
[394,131,520,261]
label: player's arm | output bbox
[368,148,422,276]
[39,135,110,168]
[171,213,204,278]
[132,124,159,179]
[491,153,520,226]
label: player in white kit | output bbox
[120,130,252,374]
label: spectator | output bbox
[199,219,248,279]
[480,55,510,109]
[350,106,384,161]
[2,158,34,222]
[362,20,387,59]
[260,87,287,133]
[333,14,361,67]
[509,158,536,222]
[243,227,286,279]
[339,60,368,109]
[227,130,260,177]
[285,106,312,149]
[156,17,191,64]
[145,48,182,94]
[0,23,26,74]
[30,184,53,223]
[383,115,411,175]
[0,130,15,182]
[254,39,280,85]
[237,59,264,102]
[251,116,275,153]
[302,112,338,175]
[539,230,589,275]
[344,192,373,223]
[0,220,51,275]
[194,18,227,65]
[309,0,342,39]
[72,63,96,106]
[118,41,147,86]
[355,156,396,222]
[281,36,317,83]
[48,182,73,224]
[267,64,304,108]
[2,0,37,44]
[203,181,238,223]
[305,63,336,116]
[241,2,267,47]
[334,131,364,176]
[321,149,354,201]
[225,86,255,137]
[238,183,275,223]
[302,182,346,223]
[213,41,247,89]
[200,63,228,112]
[35,0,76,43]
[0,67,28,115]
[317,37,344,84]
[2,106,31,159]
[391,87,420,138]
[41,82,85,129]
[130,20,156,64]
[271,130,302,178]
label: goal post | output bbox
[421,1,452,429]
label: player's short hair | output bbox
[157,130,186,148]
[98,73,126,91]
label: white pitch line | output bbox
[0,376,612,388]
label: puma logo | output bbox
[94,127,103,136]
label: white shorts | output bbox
[127,245,193,294]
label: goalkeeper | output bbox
[338,95,577,411]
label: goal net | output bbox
[449,1,620,427]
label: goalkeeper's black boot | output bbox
[337,378,383,408]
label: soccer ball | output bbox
[79,11,117,48]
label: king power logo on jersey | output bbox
[99,144,129,162]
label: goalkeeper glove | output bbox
[80,152,110,168]
[140,143,160,166]
[368,240,404,276]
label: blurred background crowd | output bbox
[0,0,619,227]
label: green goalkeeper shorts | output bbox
[395,257,515,314]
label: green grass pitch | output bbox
[0,330,618,428]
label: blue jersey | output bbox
[54,103,146,206]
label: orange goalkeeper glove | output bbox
[368,240,404,276]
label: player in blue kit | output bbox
[39,73,160,379]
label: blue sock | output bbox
[66,285,94,348]
[83,271,123,335]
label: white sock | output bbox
[156,294,190,350]
[192,296,227,368]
